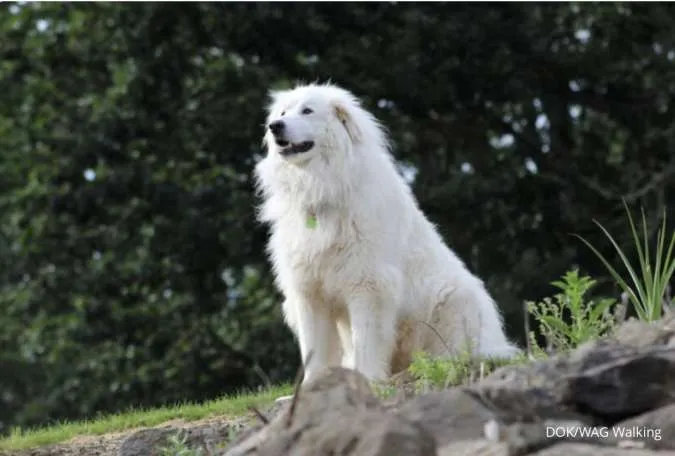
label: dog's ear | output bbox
[334,103,362,143]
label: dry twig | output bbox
[286,350,314,428]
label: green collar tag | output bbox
[306,214,318,229]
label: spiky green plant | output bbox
[575,201,674,321]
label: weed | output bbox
[159,432,203,456]
[527,269,617,353]
[371,382,399,400]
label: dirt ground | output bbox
[0,415,248,456]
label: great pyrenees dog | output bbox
[255,83,519,385]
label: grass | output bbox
[0,384,292,452]
[407,349,529,391]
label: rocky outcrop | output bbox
[118,418,248,456]
[221,316,675,456]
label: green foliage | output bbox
[576,202,675,322]
[527,269,618,353]
[160,433,203,456]
[371,382,399,400]
[159,426,239,456]
[408,350,524,391]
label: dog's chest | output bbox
[272,213,361,295]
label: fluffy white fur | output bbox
[255,83,520,384]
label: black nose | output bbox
[268,120,285,135]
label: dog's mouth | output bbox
[276,140,315,156]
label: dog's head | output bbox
[263,83,365,165]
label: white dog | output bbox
[254,83,519,385]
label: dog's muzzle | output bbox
[268,120,315,156]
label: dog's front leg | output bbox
[347,293,397,381]
[286,295,340,384]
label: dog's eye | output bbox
[301,107,313,115]
[281,110,286,116]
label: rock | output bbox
[256,409,436,456]
[395,389,494,445]
[375,368,419,406]
[482,357,566,390]
[557,342,675,421]
[20,317,675,456]
[119,419,242,456]
[395,378,589,449]
[485,341,675,423]
[616,403,675,450]
[349,413,435,456]
[463,386,590,424]
[224,367,431,456]
[530,442,672,455]
[436,439,510,456]
[612,315,675,348]
[221,316,675,456]
[118,427,179,456]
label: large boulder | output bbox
[223,367,435,456]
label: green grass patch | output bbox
[0,384,292,452]
[408,350,529,391]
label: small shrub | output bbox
[527,269,617,353]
